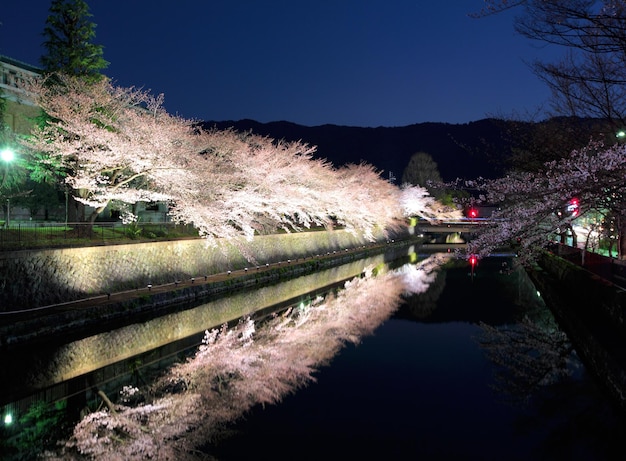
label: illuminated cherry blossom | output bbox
[23,75,453,248]
[460,140,626,260]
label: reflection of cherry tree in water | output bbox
[477,317,575,408]
[475,263,576,404]
[397,264,447,320]
[477,317,626,459]
[470,257,626,458]
[47,255,450,460]
[398,258,543,323]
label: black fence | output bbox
[0,221,199,251]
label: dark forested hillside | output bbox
[201,117,609,183]
[201,119,513,182]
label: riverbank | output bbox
[0,237,423,351]
[528,249,626,412]
[0,227,406,309]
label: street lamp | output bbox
[0,148,14,163]
[1,147,15,228]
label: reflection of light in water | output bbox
[18,255,391,393]
[446,232,465,243]
[54,254,451,459]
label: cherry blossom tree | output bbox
[460,140,626,260]
[25,75,199,225]
[399,183,462,222]
[22,74,455,249]
[472,1,626,197]
[162,127,334,242]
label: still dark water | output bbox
[208,257,626,461]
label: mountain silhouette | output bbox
[200,118,514,182]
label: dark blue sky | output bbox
[0,1,563,127]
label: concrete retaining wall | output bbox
[0,228,397,310]
[533,250,626,411]
[537,250,626,330]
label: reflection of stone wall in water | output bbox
[0,228,401,309]
[9,255,392,395]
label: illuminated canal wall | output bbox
[0,244,419,409]
[0,228,400,309]
[11,254,394,396]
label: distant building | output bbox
[0,54,42,135]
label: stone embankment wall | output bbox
[533,250,626,412]
[0,228,400,309]
[536,250,626,329]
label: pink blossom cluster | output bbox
[22,75,456,251]
[459,140,626,260]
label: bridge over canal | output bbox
[414,218,494,243]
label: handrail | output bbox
[0,221,199,251]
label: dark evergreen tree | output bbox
[0,90,6,126]
[38,0,109,220]
[41,0,108,82]
[401,151,448,200]
[401,152,442,189]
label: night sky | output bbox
[1,1,563,127]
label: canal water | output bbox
[205,256,626,461]
[3,249,626,460]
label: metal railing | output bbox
[549,243,626,289]
[0,221,199,251]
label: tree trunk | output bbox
[617,215,626,260]
[619,227,626,260]
[67,194,85,222]
[87,208,100,226]
[96,389,117,415]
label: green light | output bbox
[1,148,15,163]
[4,413,13,425]
[617,131,626,138]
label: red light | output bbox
[469,255,478,267]
[468,208,478,219]
[567,198,579,216]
